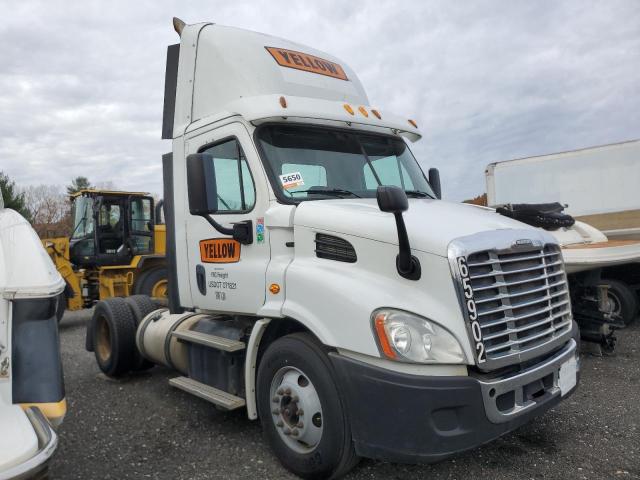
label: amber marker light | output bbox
[358,106,368,117]
[279,96,287,108]
[343,103,355,115]
[371,109,382,119]
[374,313,397,359]
[408,119,418,128]
[269,283,281,294]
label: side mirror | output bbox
[185,153,253,245]
[376,185,409,213]
[428,168,442,200]
[187,153,218,215]
[376,186,421,281]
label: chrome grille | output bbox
[466,243,572,368]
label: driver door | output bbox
[185,122,270,314]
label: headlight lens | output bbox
[372,309,465,364]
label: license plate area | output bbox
[559,356,578,396]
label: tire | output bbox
[124,295,159,372]
[604,279,639,325]
[257,333,358,479]
[92,297,137,377]
[134,266,168,299]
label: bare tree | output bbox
[22,184,71,238]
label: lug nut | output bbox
[291,395,299,402]
[272,409,280,415]
[297,409,304,416]
[272,396,280,403]
[296,421,303,428]
[277,388,284,395]
[291,428,299,437]
[283,428,291,436]
[284,388,291,395]
[276,420,283,427]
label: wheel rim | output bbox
[607,290,622,317]
[269,366,323,454]
[151,279,168,298]
[96,315,112,363]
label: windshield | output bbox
[257,125,435,201]
[71,196,95,239]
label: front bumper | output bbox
[329,338,578,464]
[0,408,58,480]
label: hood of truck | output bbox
[294,199,533,257]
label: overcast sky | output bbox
[1,0,638,200]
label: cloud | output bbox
[0,0,638,200]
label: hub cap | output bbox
[269,366,323,453]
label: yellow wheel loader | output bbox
[42,190,167,312]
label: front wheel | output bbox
[257,333,358,479]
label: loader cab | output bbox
[69,190,155,267]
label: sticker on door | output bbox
[200,238,241,263]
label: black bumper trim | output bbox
[329,349,575,464]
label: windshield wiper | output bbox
[405,190,434,199]
[290,188,361,198]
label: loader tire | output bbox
[605,279,638,325]
[134,266,168,300]
[124,295,158,371]
[92,298,136,377]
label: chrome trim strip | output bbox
[0,407,58,480]
[478,339,578,424]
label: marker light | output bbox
[371,109,382,119]
[408,119,418,128]
[279,96,287,108]
[358,106,368,117]
[343,103,355,115]
[269,283,281,294]
[372,309,465,364]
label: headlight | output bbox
[372,309,465,364]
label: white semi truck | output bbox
[0,194,66,479]
[87,18,580,478]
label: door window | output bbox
[130,197,153,254]
[201,139,255,213]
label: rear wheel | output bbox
[257,333,358,479]
[92,297,136,377]
[124,295,159,371]
[134,266,168,300]
[604,279,638,325]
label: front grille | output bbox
[465,243,572,369]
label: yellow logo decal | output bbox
[199,239,241,263]
[265,47,349,81]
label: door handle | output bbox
[196,264,206,295]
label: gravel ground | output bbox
[50,310,639,479]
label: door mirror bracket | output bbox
[376,186,421,281]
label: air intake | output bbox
[315,234,357,263]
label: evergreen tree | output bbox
[0,171,31,220]
[67,176,92,195]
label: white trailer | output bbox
[0,195,66,479]
[486,139,640,240]
[87,18,580,478]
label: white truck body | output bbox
[0,200,65,479]
[91,20,580,477]
[486,139,640,240]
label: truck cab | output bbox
[91,19,580,478]
[0,195,65,479]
